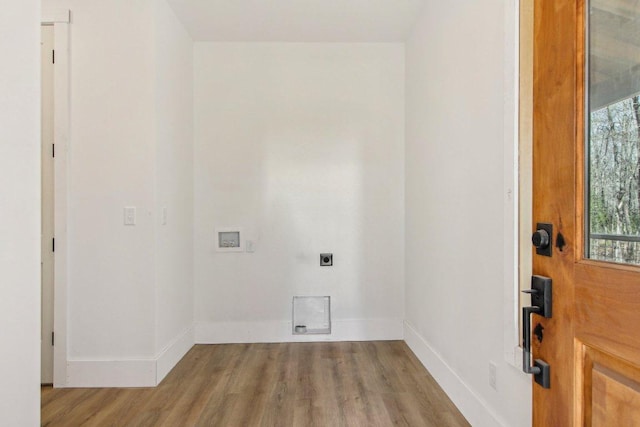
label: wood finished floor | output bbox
[41,341,470,427]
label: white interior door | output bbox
[41,24,55,385]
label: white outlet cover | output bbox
[161,207,167,225]
[489,362,497,390]
[124,207,136,226]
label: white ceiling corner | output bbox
[165,0,426,42]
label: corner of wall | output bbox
[403,321,507,427]
[156,324,195,384]
[0,0,41,423]
[66,324,195,387]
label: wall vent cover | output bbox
[292,296,331,335]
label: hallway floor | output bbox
[41,341,469,426]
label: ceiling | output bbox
[165,0,426,42]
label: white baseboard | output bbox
[66,359,157,388]
[66,324,195,388]
[156,325,195,384]
[64,319,400,387]
[403,321,506,427]
[195,318,403,344]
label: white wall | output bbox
[404,2,531,426]
[194,43,405,342]
[57,0,157,364]
[31,6,530,419]
[153,0,195,382]
[41,0,194,386]
[0,0,41,424]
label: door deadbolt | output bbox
[532,229,549,248]
[532,223,553,257]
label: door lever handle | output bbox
[522,275,552,388]
[523,306,542,375]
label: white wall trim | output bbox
[195,318,403,344]
[156,325,195,384]
[66,326,195,388]
[404,321,507,427]
[42,9,70,24]
[66,359,157,388]
[502,0,523,371]
[64,318,399,386]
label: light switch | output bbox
[124,207,136,225]
[246,240,255,253]
[161,207,167,225]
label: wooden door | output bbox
[532,0,640,425]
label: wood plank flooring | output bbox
[41,341,470,426]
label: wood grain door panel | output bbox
[532,0,640,425]
[577,344,640,426]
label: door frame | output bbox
[41,9,70,388]
[503,0,523,368]
[503,0,532,372]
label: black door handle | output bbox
[522,275,552,388]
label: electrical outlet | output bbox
[124,207,136,226]
[320,253,333,266]
[489,362,497,390]
[161,207,167,225]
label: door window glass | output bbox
[587,0,640,264]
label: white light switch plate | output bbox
[161,207,167,225]
[246,240,255,253]
[124,207,136,225]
